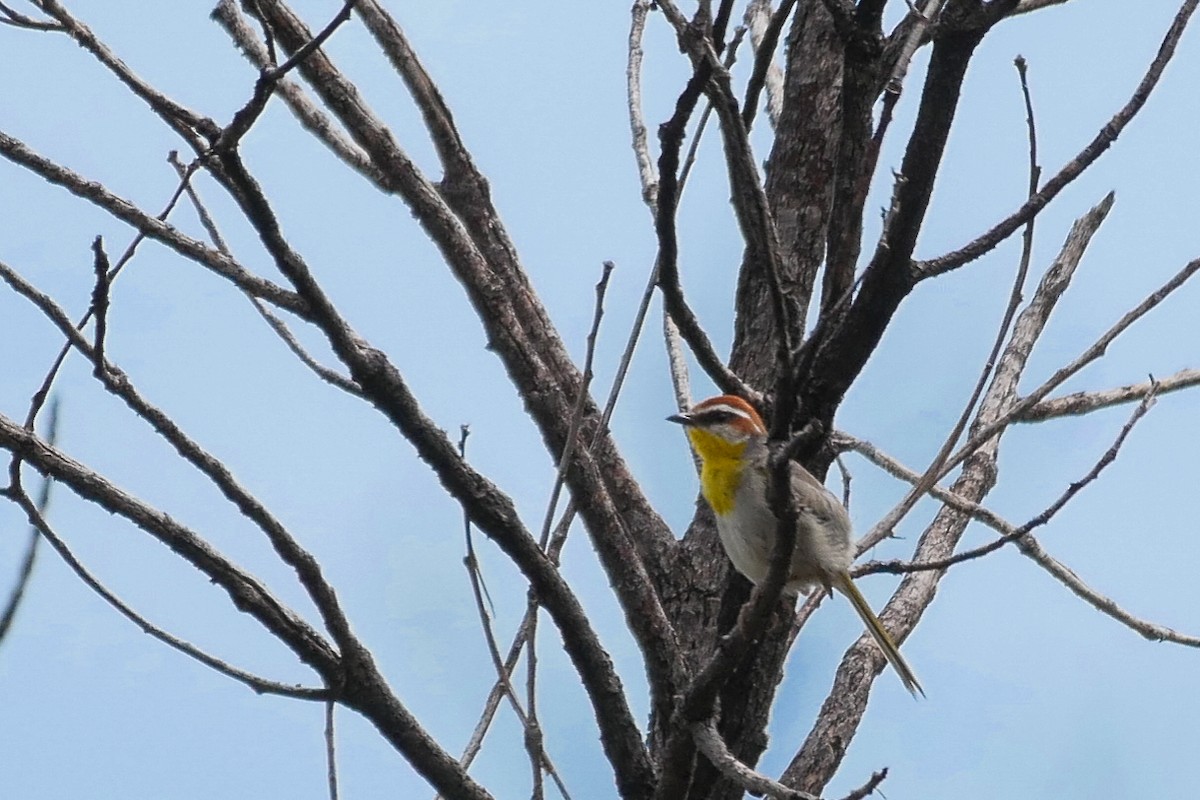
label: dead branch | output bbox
[858,198,1111,560]
[210,1,381,183]
[659,0,794,421]
[838,430,1200,649]
[325,700,339,800]
[166,150,363,398]
[627,0,658,209]
[796,4,1006,447]
[858,383,1158,574]
[942,253,1200,480]
[1017,368,1200,421]
[215,0,359,152]
[0,258,357,650]
[918,0,1198,277]
[0,1,60,30]
[88,237,111,375]
[0,399,58,648]
[31,0,218,145]
[457,434,572,800]
[743,0,785,128]
[3,481,328,699]
[653,62,759,398]
[236,14,681,731]
[836,769,888,800]
[691,721,816,800]
[742,0,794,129]
[0,132,308,316]
[0,412,340,673]
[1017,537,1200,647]
[1012,0,1079,17]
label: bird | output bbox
[668,393,923,697]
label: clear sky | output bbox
[1,1,1198,798]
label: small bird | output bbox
[668,394,923,697]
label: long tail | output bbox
[833,571,924,698]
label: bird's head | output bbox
[667,394,767,462]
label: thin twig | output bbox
[31,0,220,146]
[441,260,648,789]
[0,132,307,316]
[858,382,1159,575]
[939,253,1200,483]
[1018,536,1200,647]
[836,769,889,800]
[21,158,202,435]
[269,0,357,80]
[0,481,329,698]
[885,0,944,96]
[653,2,758,401]
[325,700,339,800]
[834,454,852,509]
[527,602,544,800]
[0,398,59,647]
[742,0,785,129]
[456,428,571,800]
[873,0,945,149]
[918,0,1198,277]
[664,310,693,415]
[0,259,347,663]
[211,1,381,183]
[215,0,359,152]
[0,1,61,30]
[537,263,614,549]
[449,255,669,787]
[166,151,364,397]
[855,54,1045,554]
[837,430,1200,648]
[679,27,747,189]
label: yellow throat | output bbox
[685,428,748,517]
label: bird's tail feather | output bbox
[834,572,924,698]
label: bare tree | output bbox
[1,1,1198,798]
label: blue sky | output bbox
[1,1,1198,798]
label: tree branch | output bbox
[742,0,795,129]
[852,69,1059,555]
[837,430,1200,649]
[3,481,329,699]
[797,7,997,450]
[238,13,681,725]
[627,0,659,208]
[0,131,308,316]
[0,412,340,675]
[858,381,1159,575]
[1016,369,1200,421]
[204,138,657,797]
[691,721,816,800]
[210,1,382,183]
[0,399,59,649]
[917,0,1198,277]
[31,0,218,144]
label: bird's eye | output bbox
[704,410,733,423]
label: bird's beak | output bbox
[666,412,693,426]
